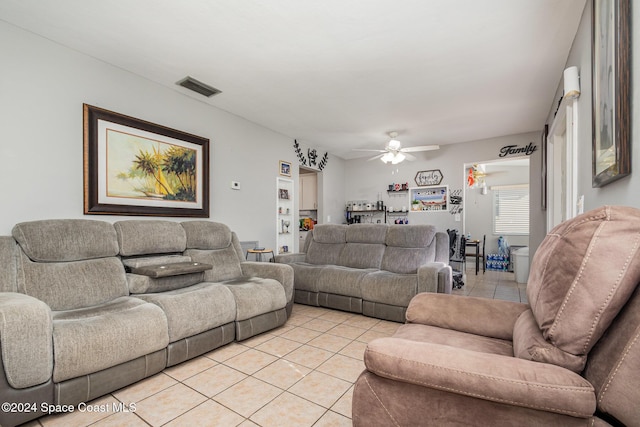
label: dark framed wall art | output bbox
[591,0,631,187]
[83,104,210,217]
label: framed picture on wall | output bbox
[591,0,631,187]
[541,124,548,210]
[279,160,292,177]
[83,104,210,217]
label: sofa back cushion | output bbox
[114,220,186,256]
[305,224,347,265]
[182,221,244,281]
[12,220,127,310]
[381,225,437,274]
[520,205,640,372]
[339,224,387,269]
[13,219,119,262]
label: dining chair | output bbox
[467,234,486,274]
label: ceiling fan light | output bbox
[381,152,394,163]
[391,152,406,164]
[387,139,401,151]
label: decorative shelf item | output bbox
[387,182,409,192]
[410,185,448,212]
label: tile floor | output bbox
[24,268,524,427]
[453,266,528,304]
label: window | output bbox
[493,185,529,235]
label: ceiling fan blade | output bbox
[401,145,440,152]
[367,153,385,161]
[352,148,387,153]
[404,152,417,161]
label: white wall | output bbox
[533,0,640,255]
[0,21,318,251]
[344,132,540,238]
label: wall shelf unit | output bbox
[276,177,294,254]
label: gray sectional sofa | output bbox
[0,219,293,427]
[275,223,451,322]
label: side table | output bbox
[246,248,275,262]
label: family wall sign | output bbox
[498,142,537,157]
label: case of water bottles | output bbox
[486,254,509,271]
[486,236,510,271]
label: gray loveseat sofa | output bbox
[275,223,451,322]
[0,219,293,427]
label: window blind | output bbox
[492,185,529,235]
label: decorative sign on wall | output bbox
[498,142,537,158]
[414,169,443,186]
[449,189,463,215]
[293,140,329,171]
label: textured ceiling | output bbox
[0,0,586,159]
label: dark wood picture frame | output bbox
[83,104,210,217]
[592,0,631,187]
[541,124,548,210]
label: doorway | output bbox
[546,97,579,231]
[462,157,530,264]
[299,166,319,251]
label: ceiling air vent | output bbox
[176,76,222,97]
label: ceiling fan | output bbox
[353,132,440,164]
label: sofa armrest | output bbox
[273,252,306,264]
[417,262,451,294]
[365,337,596,418]
[241,262,294,303]
[406,293,528,340]
[0,293,53,389]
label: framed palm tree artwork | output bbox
[83,104,210,217]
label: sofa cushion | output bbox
[381,225,437,274]
[513,309,585,372]
[337,224,388,269]
[222,277,287,321]
[13,219,118,262]
[525,205,640,371]
[290,263,326,293]
[182,221,234,250]
[114,220,186,256]
[52,296,169,382]
[312,224,348,243]
[185,247,243,282]
[304,225,348,265]
[345,224,388,244]
[136,283,236,342]
[318,266,373,298]
[393,323,514,357]
[339,243,386,269]
[361,271,418,307]
[306,242,346,265]
[385,225,436,248]
[16,251,128,311]
[381,246,435,274]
